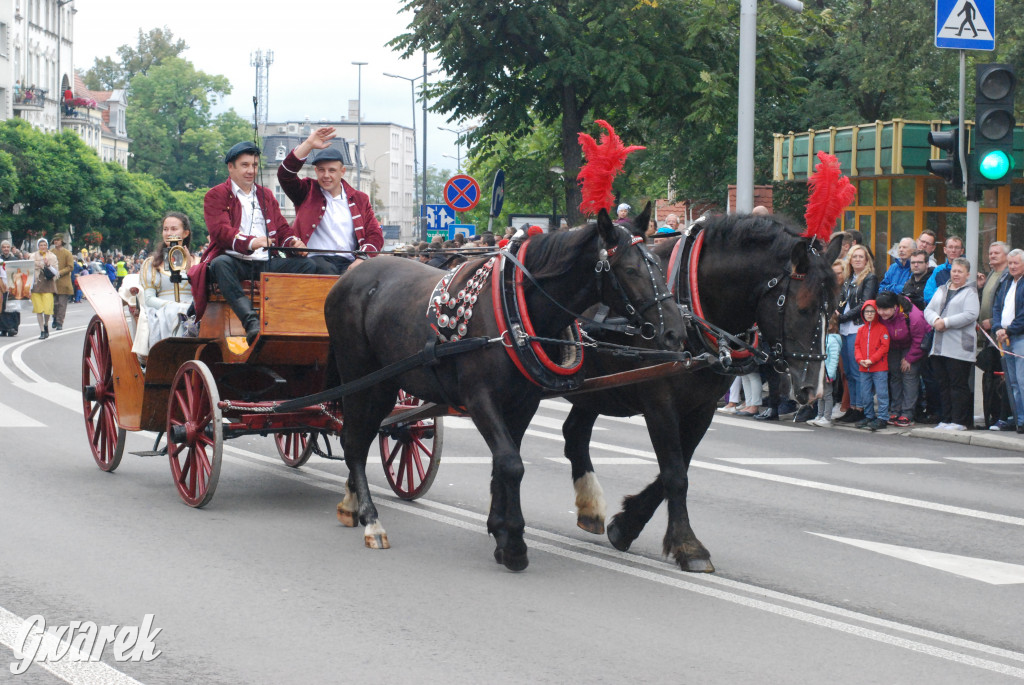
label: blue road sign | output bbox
[422,204,456,233]
[490,169,505,217]
[444,174,481,212]
[936,0,994,50]
[449,224,475,240]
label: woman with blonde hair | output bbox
[835,244,878,424]
[30,237,59,339]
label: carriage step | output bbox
[130,450,166,457]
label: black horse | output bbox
[562,213,839,573]
[323,207,685,571]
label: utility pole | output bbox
[352,61,367,192]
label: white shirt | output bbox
[1001,277,1019,329]
[306,186,356,259]
[226,181,269,262]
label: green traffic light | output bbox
[979,150,1012,180]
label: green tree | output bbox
[101,165,170,249]
[127,57,243,190]
[83,27,188,91]
[0,150,18,208]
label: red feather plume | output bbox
[803,151,856,243]
[577,120,646,217]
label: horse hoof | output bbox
[680,557,715,573]
[503,552,529,572]
[607,519,632,552]
[365,533,390,549]
[336,504,357,528]
[577,515,605,535]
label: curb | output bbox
[907,427,1024,453]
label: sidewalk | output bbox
[824,419,1024,453]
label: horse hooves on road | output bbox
[577,515,606,535]
[678,557,715,573]
[336,503,357,528]
[493,547,529,572]
[606,519,633,552]
[364,533,390,549]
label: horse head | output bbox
[752,227,839,405]
[593,203,685,352]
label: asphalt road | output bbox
[1,303,1022,684]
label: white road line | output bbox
[545,456,652,465]
[0,606,144,684]
[211,445,1024,678]
[0,401,45,427]
[718,457,827,465]
[948,457,1024,464]
[838,457,943,465]
[810,533,1024,585]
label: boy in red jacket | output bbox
[854,300,891,431]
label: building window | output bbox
[391,132,400,148]
[404,192,412,205]
[275,184,287,207]
[391,162,399,178]
[405,164,413,179]
[276,144,286,161]
[406,136,413,150]
[391,190,399,205]
[0,23,7,57]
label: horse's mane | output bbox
[699,213,837,303]
[521,223,612,280]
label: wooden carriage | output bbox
[79,272,442,508]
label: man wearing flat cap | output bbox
[188,140,316,344]
[277,126,383,275]
[50,233,74,330]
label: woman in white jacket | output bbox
[137,212,197,355]
[924,257,980,431]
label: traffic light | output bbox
[973,63,1016,186]
[927,122,963,190]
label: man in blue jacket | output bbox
[992,249,1024,432]
[922,235,964,304]
[878,237,916,293]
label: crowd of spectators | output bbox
[720,224,1023,435]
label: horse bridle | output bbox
[756,258,830,375]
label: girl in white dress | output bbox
[137,212,197,353]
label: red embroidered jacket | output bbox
[276,151,384,255]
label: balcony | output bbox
[13,87,47,111]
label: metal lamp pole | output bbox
[352,61,367,191]
[384,68,438,240]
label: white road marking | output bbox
[838,457,942,465]
[810,533,1024,585]
[0,606,144,684]
[947,457,1024,464]
[718,457,826,465]
[0,401,45,427]
[211,445,1024,679]
[710,414,807,432]
[443,457,499,465]
[546,457,653,466]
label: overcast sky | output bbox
[73,1,463,169]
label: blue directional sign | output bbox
[449,224,475,240]
[936,0,994,50]
[444,174,481,212]
[490,169,505,217]
[422,204,455,233]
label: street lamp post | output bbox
[549,166,564,226]
[384,68,438,241]
[442,154,460,173]
[439,125,476,174]
[352,61,367,191]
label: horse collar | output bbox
[427,258,496,342]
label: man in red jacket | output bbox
[194,141,316,343]
[277,126,383,275]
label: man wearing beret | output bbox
[277,126,383,275]
[188,140,316,344]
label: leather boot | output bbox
[230,297,261,345]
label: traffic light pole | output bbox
[959,49,980,280]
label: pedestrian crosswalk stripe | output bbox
[838,457,942,465]
[947,457,1024,464]
[718,457,826,465]
[0,401,44,428]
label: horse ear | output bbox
[791,239,811,275]
[824,233,844,264]
[596,209,618,246]
[632,201,653,238]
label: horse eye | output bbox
[625,267,639,276]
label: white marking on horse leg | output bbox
[574,472,606,534]
[364,520,390,549]
[336,483,359,527]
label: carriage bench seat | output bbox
[202,272,339,348]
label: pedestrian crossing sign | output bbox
[935,0,994,50]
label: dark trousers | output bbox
[53,293,70,326]
[311,255,354,275]
[209,254,316,309]
[931,356,974,427]
[977,345,1012,426]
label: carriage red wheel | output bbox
[167,360,223,508]
[379,391,443,500]
[275,432,315,468]
[82,315,126,472]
